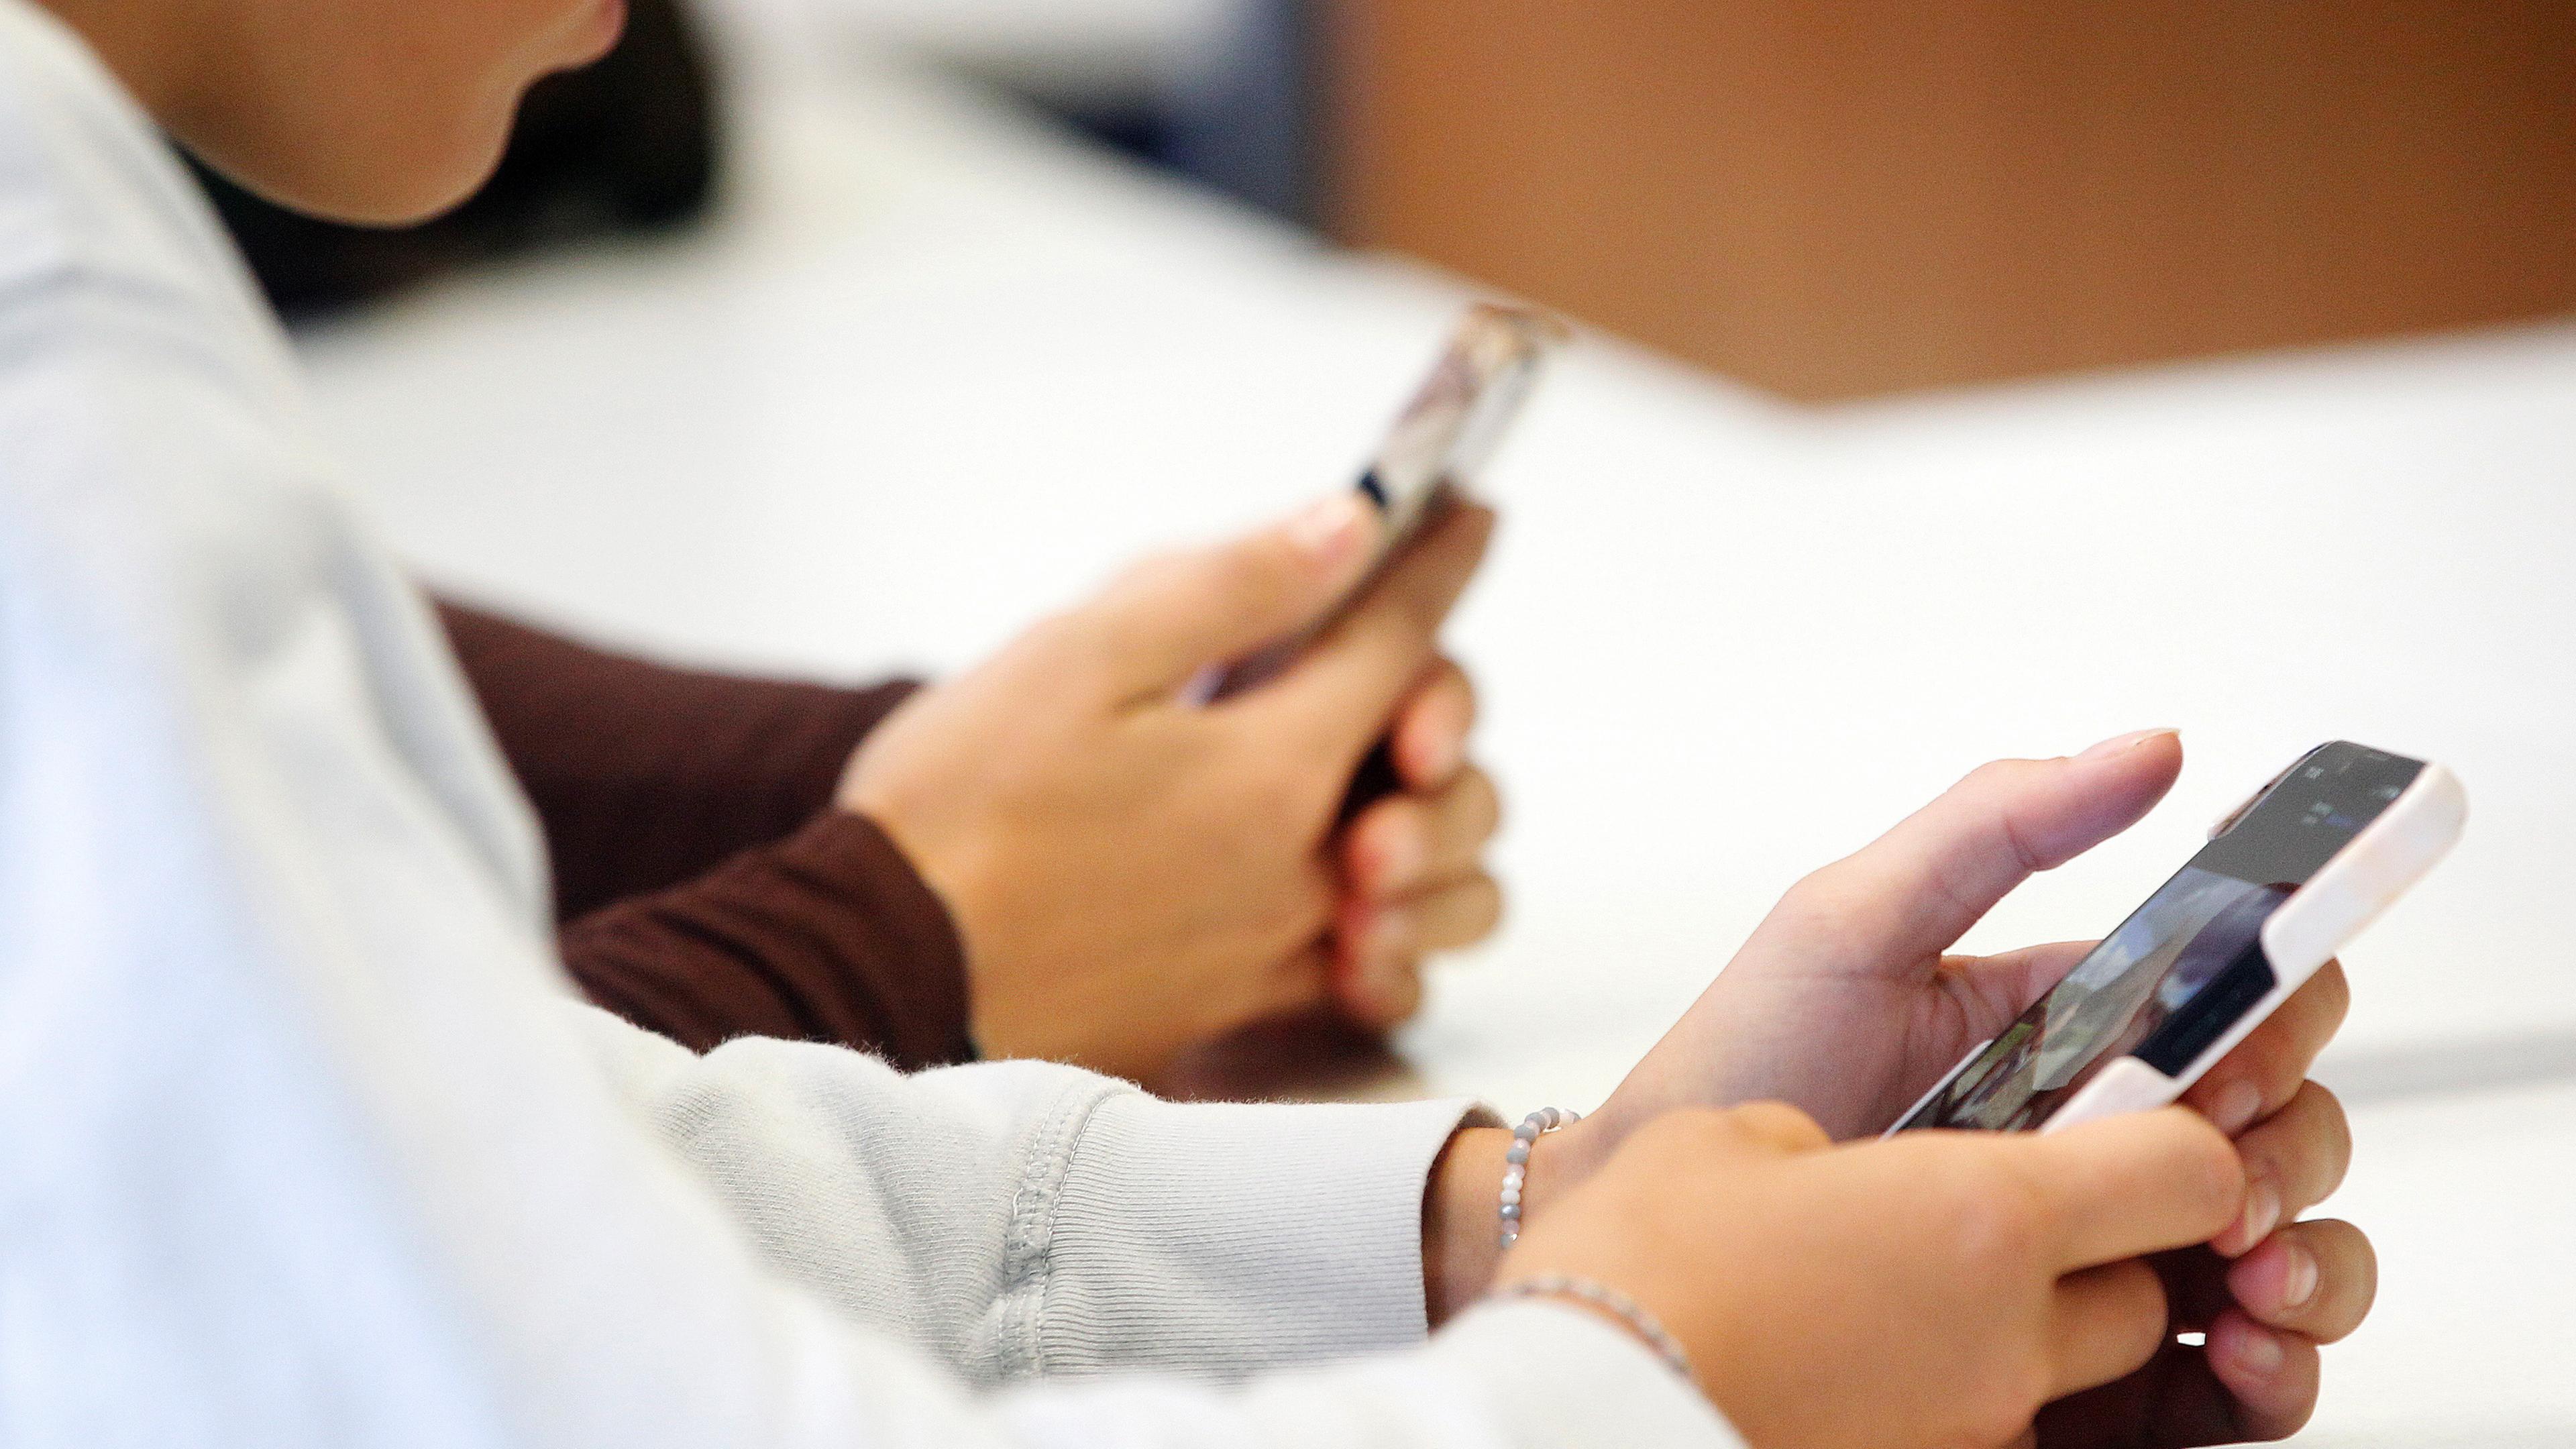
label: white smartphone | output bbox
[1195,301,1567,702]
[1890,741,2467,1136]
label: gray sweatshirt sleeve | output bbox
[576,1009,1486,1385]
[570,1009,1743,1448]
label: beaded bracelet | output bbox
[1497,1106,1578,1250]
[1489,1274,1697,1385]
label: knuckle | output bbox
[1731,1100,1831,1152]
[1025,608,1122,684]
[2004,1348,2055,1419]
[1943,1157,2049,1276]
[1022,602,1093,654]
[1960,756,2041,798]
[1248,763,1325,830]
[2180,1125,2250,1233]
[1632,1107,1739,1161]
[1243,531,1318,596]
[2106,1260,2173,1361]
[1148,535,1301,628]
[1961,757,2022,791]
[1954,759,2055,869]
[1109,549,1190,605]
[1967,1354,2051,1446]
[1203,555,1285,625]
[1769,868,1875,960]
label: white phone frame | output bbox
[1892,752,2468,1136]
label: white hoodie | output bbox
[0,3,1737,1446]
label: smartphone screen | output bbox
[1358,303,1562,544]
[1894,741,2424,1132]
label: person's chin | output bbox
[176,119,490,229]
[356,123,517,225]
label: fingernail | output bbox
[2235,1179,2281,1252]
[2279,1242,2320,1310]
[2210,1079,2264,1137]
[2232,1326,2286,1377]
[1287,492,1372,566]
[2078,727,2180,761]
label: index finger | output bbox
[1241,503,1495,762]
[2019,1108,2247,1271]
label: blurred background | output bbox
[239,3,2576,1444]
[226,0,2576,398]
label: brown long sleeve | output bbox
[557,811,975,1067]
[435,599,975,1069]
[437,600,916,919]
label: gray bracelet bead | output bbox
[1497,1107,1580,1250]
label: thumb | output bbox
[1241,502,1495,763]
[1759,729,2185,971]
[1076,491,1379,700]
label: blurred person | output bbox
[433,544,1505,1083]
[181,0,1486,1087]
[180,0,1498,1081]
[0,2,2377,1448]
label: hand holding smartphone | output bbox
[1191,302,1567,704]
[1893,741,2467,1135]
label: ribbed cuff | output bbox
[556,808,975,1069]
[763,809,975,1065]
[1038,1093,1484,1380]
[1428,1300,1745,1448]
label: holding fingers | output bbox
[2031,964,2374,1447]
[2033,1217,2377,1448]
[1332,659,1506,1026]
[1525,732,2388,1446]
[2021,970,2373,1447]
[1497,1104,2248,1449]
[839,495,1500,1078]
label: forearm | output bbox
[578,1004,1480,1383]
[435,596,917,919]
[970,1303,1738,1448]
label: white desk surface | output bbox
[294,40,2576,1440]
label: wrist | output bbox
[1425,1127,1505,1324]
[1422,1116,1613,1325]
